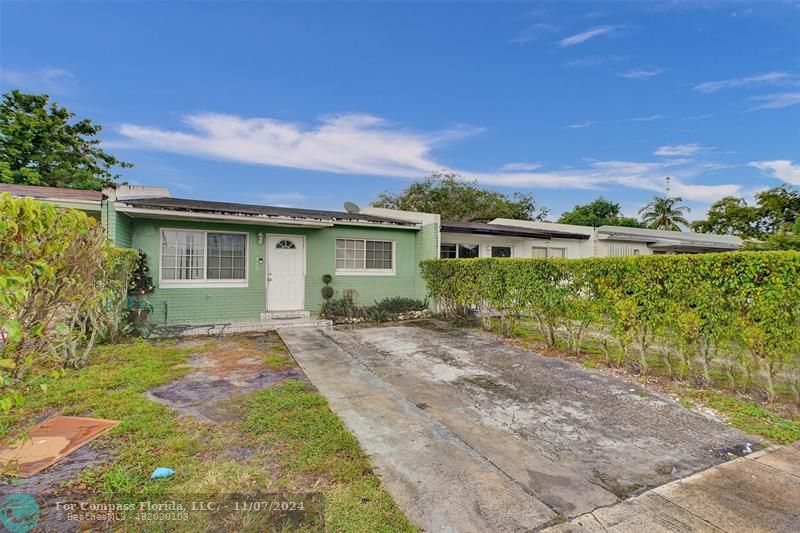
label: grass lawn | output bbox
[0,336,416,532]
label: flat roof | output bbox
[441,220,590,240]
[597,225,741,246]
[0,184,102,202]
[121,196,417,226]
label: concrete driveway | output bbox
[279,322,773,531]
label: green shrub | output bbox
[421,252,800,402]
[320,296,429,323]
[371,297,428,314]
[0,193,137,412]
[320,297,363,321]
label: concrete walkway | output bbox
[279,324,798,532]
[545,443,800,532]
[279,326,558,531]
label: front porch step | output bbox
[159,318,332,337]
[260,310,311,320]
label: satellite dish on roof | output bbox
[344,201,360,214]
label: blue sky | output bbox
[2,1,799,220]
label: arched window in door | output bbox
[275,239,296,250]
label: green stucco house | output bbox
[1,183,439,328]
[99,185,440,325]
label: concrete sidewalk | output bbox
[545,443,800,532]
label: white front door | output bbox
[267,235,305,311]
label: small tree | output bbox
[372,171,548,223]
[638,196,690,231]
[128,250,155,295]
[0,90,132,190]
[558,197,643,228]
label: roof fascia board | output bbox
[40,198,102,211]
[116,206,333,228]
[116,205,419,229]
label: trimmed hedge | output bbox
[421,252,800,403]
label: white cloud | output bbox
[0,67,77,95]
[749,160,800,185]
[562,55,625,68]
[654,143,702,157]
[617,68,664,80]
[746,91,800,111]
[469,160,741,203]
[119,113,483,178]
[568,120,596,129]
[693,71,793,93]
[500,162,542,171]
[118,112,742,203]
[628,114,665,122]
[568,114,665,129]
[558,26,618,47]
[509,23,559,45]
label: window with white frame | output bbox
[336,238,394,273]
[531,246,548,258]
[440,243,479,258]
[491,246,512,258]
[608,243,640,257]
[531,246,567,258]
[160,229,247,284]
[439,243,457,258]
[207,233,247,279]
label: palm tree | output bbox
[638,196,691,231]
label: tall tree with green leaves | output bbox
[638,196,691,231]
[691,185,800,241]
[371,171,548,223]
[754,185,800,236]
[0,90,132,190]
[558,196,643,227]
[690,196,764,238]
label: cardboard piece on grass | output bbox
[0,415,119,477]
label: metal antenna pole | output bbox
[665,176,671,197]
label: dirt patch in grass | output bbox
[0,333,414,532]
[146,334,306,423]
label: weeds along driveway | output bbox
[280,321,758,532]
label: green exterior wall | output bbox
[101,201,134,247]
[414,222,439,301]
[128,216,429,324]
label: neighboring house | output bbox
[0,183,102,220]
[437,220,590,259]
[491,219,742,257]
[4,184,741,327]
[364,208,741,260]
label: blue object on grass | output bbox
[150,467,175,479]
